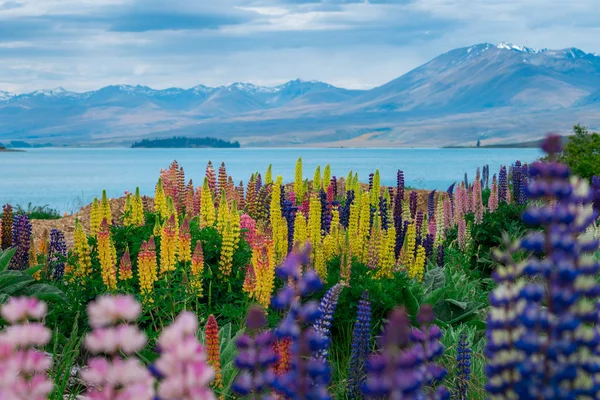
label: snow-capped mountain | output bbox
[1,43,599,147]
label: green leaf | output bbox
[0,248,17,272]
[0,293,9,304]
[403,287,419,318]
[422,267,446,293]
[24,265,42,276]
[24,284,68,304]
[423,287,446,306]
[446,299,468,310]
[0,271,35,294]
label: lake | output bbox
[0,147,542,213]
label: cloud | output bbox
[1,0,599,93]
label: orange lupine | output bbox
[205,314,222,389]
[118,246,133,281]
[190,241,205,297]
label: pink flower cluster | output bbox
[154,311,216,400]
[81,295,154,400]
[0,297,53,400]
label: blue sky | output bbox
[1,0,599,93]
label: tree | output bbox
[559,124,600,180]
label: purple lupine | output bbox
[517,163,528,205]
[10,214,31,270]
[378,196,389,230]
[232,306,278,396]
[362,306,449,399]
[415,211,424,239]
[511,161,521,201]
[313,283,344,362]
[395,220,409,260]
[255,173,263,193]
[48,228,67,280]
[271,245,331,400]
[423,233,434,260]
[281,186,297,253]
[320,188,333,234]
[483,164,490,189]
[396,170,405,210]
[348,290,371,399]
[456,333,471,400]
[486,135,600,398]
[498,166,508,202]
[331,176,337,200]
[409,191,417,220]
[464,172,469,189]
[592,175,600,214]
[368,173,374,191]
[427,189,436,220]
[447,182,456,216]
[339,190,354,229]
[436,244,445,268]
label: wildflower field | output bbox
[1,134,600,399]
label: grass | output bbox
[15,203,62,219]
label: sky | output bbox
[1,0,599,93]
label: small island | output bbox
[131,136,240,149]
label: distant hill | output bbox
[2,43,600,147]
[131,136,240,148]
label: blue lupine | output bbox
[394,170,405,228]
[456,333,471,400]
[362,305,449,399]
[415,211,424,239]
[339,190,354,228]
[348,290,371,399]
[511,160,521,201]
[498,166,508,202]
[232,306,278,397]
[486,135,600,399]
[447,182,456,215]
[464,172,469,189]
[409,191,418,220]
[271,245,331,400]
[395,220,409,260]
[319,189,332,233]
[427,190,436,220]
[49,228,67,280]
[10,214,31,270]
[483,164,490,189]
[313,283,344,362]
[378,196,389,230]
[517,163,528,205]
[255,173,262,193]
[423,233,434,260]
[368,172,374,191]
[281,185,297,253]
[436,244,445,268]
[592,175,600,214]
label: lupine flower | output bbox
[362,306,448,399]
[323,164,331,190]
[423,233,434,260]
[216,162,228,205]
[347,291,371,399]
[401,222,416,268]
[427,190,436,220]
[314,165,322,191]
[357,192,371,263]
[370,170,381,207]
[395,220,409,260]
[255,173,263,194]
[457,216,467,252]
[463,172,469,189]
[10,215,31,270]
[511,160,521,202]
[0,297,52,400]
[137,238,158,302]
[498,165,508,202]
[205,160,217,194]
[313,283,344,362]
[486,134,600,399]
[409,191,418,220]
[376,227,396,279]
[1,204,13,250]
[367,219,382,270]
[308,193,322,246]
[270,245,331,400]
[591,175,600,214]
[232,306,278,397]
[282,186,297,252]
[201,178,216,227]
[81,296,154,400]
[153,311,216,400]
[472,174,485,224]
[408,245,426,282]
[339,190,354,228]
[314,238,327,280]
[48,228,67,280]
[189,241,205,297]
[118,246,133,281]
[456,333,471,400]
[295,157,304,204]
[320,188,332,233]
[488,174,499,212]
[517,162,528,205]
[205,315,222,390]
[100,190,112,226]
[378,196,389,230]
[160,215,178,276]
[430,245,442,269]
[415,211,424,239]
[72,218,92,278]
[273,338,292,375]
[240,214,257,247]
[394,170,405,226]
[178,217,192,263]
[483,164,490,189]
[293,212,308,247]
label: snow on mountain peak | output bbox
[496,42,549,54]
[0,91,15,101]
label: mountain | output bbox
[1,43,600,147]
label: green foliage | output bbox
[14,203,62,219]
[559,124,600,180]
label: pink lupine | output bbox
[428,216,436,238]
[489,175,499,213]
[472,178,484,225]
[240,214,257,248]
[153,311,217,400]
[458,216,467,251]
[0,297,52,400]
[81,295,154,400]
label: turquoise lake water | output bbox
[0,147,542,213]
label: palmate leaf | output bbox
[24,284,68,304]
[0,270,35,294]
[0,248,17,272]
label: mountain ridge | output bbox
[2,42,599,147]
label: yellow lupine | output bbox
[137,238,158,302]
[201,177,216,227]
[100,190,112,226]
[323,164,331,190]
[358,192,371,263]
[293,212,308,246]
[294,157,304,204]
[73,218,92,278]
[348,202,360,256]
[313,165,321,191]
[230,200,241,250]
[376,228,396,279]
[253,236,275,308]
[265,164,273,186]
[97,219,117,290]
[410,245,426,282]
[154,178,168,219]
[190,241,205,297]
[178,217,192,263]
[217,192,229,235]
[219,220,235,277]
[345,170,353,192]
[123,193,134,226]
[270,176,287,263]
[367,217,382,271]
[90,198,101,236]
[314,238,327,281]
[401,223,416,268]
[160,215,178,276]
[436,197,445,245]
[308,193,322,246]
[340,232,352,283]
[353,172,360,193]
[327,209,341,258]
[370,169,381,206]
[132,187,145,226]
